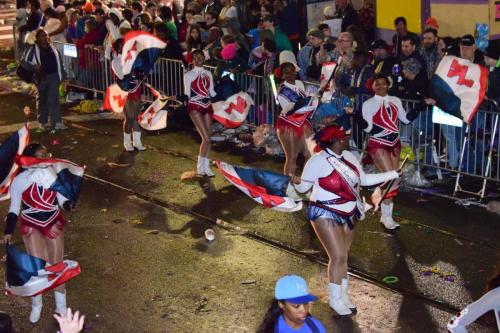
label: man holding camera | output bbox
[297,28,335,82]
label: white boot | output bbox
[380,202,400,230]
[197,156,205,176]
[54,291,67,316]
[29,295,43,324]
[328,283,352,316]
[123,133,134,151]
[341,278,357,313]
[203,157,215,177]
[132,131,146,151]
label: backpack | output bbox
[17,46,40,84]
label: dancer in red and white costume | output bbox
[2,144,71,324]
[361,73,432,229]
[291,124,399,316]
[276,61,314,175]
[183,49,217,176]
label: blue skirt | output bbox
[307,203,356,230]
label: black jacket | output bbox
[19,9,43,33]
[335,5,359,32]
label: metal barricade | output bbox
[53,43,500,187]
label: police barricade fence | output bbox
[52,41,500,185]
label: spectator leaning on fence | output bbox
[25,29,67,130]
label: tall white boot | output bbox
[341,278,357,313]
[380,202,400,230]
[132,131,146,151]
[203,157,215,177]
[29,295,43,324]
[123,133,134,151]
[328,283,352,316]
[197,156,205,176]
[54,291,67,316]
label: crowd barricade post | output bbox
[53,43,500,190]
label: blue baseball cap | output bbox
[275,275,318,304]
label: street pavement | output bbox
[0,93,498,332]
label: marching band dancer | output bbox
[183,49,217,176]
[360,73,432,230]
[291,124,399,316]
[276,60,314,175]
[122,72,147,152]
[2,144,74,324]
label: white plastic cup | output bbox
[205,229,215,242]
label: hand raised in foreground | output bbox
[54,308,85,333]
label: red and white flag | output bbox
[103,83,129,113]
[121,31,166,76]
[212,92,254,128]
[138,84,169,131]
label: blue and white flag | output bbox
[6,245,81,297]
[215,161,302,212]
[430,55,488,124]
[121,30,167,76]
[16,156,85,208]
[0,124,30,201]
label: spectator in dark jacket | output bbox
[153,21,183,61]
[334,0,359,32]
[24,29,67,130]
[392,16,420,60]
[339,50,373,97]
[371,39,397,76]
[400,36,427,84]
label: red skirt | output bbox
[363,139,401,165]
[275,116,312,137]
[188,102,213,116]
[20,212,67,239]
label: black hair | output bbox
[94,7,105,15]
[317,23,329,31]
[146,2,156,9]
[28,0,40,9]
[191,49,205,59]
[132,1,143,12]
[22,143,44,157]
[394,16,406,26]
[205,10,217,19]
[44,6,57,18]
[122,8,133,22]
[221,34,235,45]
[261,38,276,53]
[153,21,168,39]
[372,73,390,86]
[112,38,124,53]
[257,299,282,333]
[423,28,438,37]
[159,5,172,20]
[0,312,12,333]
[401,36,416,45]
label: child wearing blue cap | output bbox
[257,275,326,333]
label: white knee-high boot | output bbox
[197,156,205,176]
[203,157,215,177]
[29,295,43,323]
[380,201,400,230]
[341,278,357,313]
[54,291,67,316]
[123,133,133,151]
[328,283,352,316]
[132,131,146,150]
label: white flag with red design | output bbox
[430,55,488,124]
[121,31,166,76]
[103,83,129,113]
[138,84,169,131]
[212,92,254,128]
